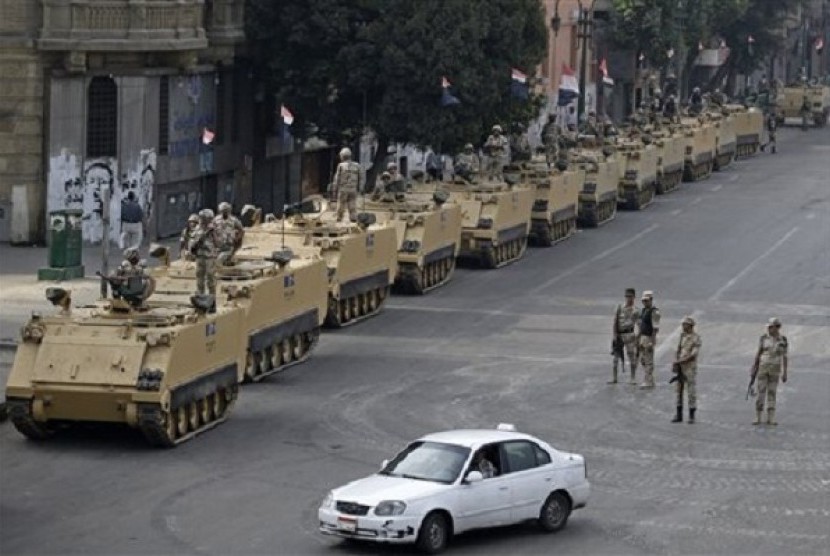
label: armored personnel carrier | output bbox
[776,85,830,127]
[240,198,398,327]
[725,105,764,158]
[503,157,581,247]
[359,191,462,294]
[679,116,716,182]
[615,138,658,210]
[569,144,620,227]
[708,111,737,171]
[651,127,685,194]
[429,179,534,268]
[5,280,242,447]
[150,247,329,383]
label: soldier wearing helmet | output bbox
[385,162,405,193]
[454,143,480,183]
[751,318,789,425]
[484,124,510,181]
[331,147,363,222]
[671,315,702,423]
[179,214,199,260]
[190,209,219,296]
[213,201,244,264]
[116,247,146,279]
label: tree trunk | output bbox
[366,134,389,194]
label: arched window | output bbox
[87,76,118,158]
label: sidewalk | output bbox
[0,239,179,347]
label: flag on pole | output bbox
[698,41,704,51]
[639,52,645,62]
[201,127,215,145]
[557,63,579,106]
[667,47,675,59]
[280,104,294,126]
[510,67,529,100]
[599,58,614,86]
[440,75,460,106]
[816,37,825,53]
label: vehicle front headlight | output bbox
[374,500,407,516]
[321,492,334,509]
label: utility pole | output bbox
[577,1,595,121]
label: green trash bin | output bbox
[38,209,85,280]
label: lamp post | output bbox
[577,0,596,121]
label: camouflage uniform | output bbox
[454,146,480,181]
[542,119,560,166]
[116,259,146,278]
[333,160,362,221]
[611,295,640,384]
[484,131,510,181]
[637,292,661,388]
[179,217,198,260]
[213,213,244,264]
[675,328,702,412]
[755,328,788,424]
[190,222,218,295]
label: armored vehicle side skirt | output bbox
[244,309,321,382]
[325,270,390,328]
[578,191,617,228]
[656,163,684,194]
[396,244,457,294]
[530,205,577,247]
[683,151,714,182]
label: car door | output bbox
[453,444,512,532]
[499,441,553,521]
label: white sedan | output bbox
[318,425,589,553]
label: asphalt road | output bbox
[1,126,829,556]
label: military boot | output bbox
[688,408,696,424]
[753,410,762,425]
[671,405,683,423]
[629,367,637,385]
[607,367,618,384]
[767,409,777,426]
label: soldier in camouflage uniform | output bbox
[672,316,702,423]
[541,114,560,167]
[179,214,199,260]
[637,290,661,389]
[484,125,510,181]
[751,317,789,425]
[116,248,147,278]
[213,201,244,265]
[331,147,363,222]
[190,209,219,296]
[610,288,640,384]
[454,143,480,182]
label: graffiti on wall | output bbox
[47,149,157,244]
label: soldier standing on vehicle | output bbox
[331,147,362,222]
[454,143,480,182]
[637,290,661,389]
[541,114,560,167]
[213,202,244,265]
[179,214,199,259]
[751,318,788,425]
[610,288,640,384]
[671,316,702,423]
[190,209,218,296]
[484,125,510,181]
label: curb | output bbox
[0,340,17,353]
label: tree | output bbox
[246,0,547,187]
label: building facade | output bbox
[0,0,249,244]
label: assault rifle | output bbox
[611,336,625,364]
[668,362,685,385]
[746,362,759,400]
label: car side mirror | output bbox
[465,471,484,484]
[380,459,389,470]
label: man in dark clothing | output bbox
[120,191,144,250]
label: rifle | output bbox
[746,362,758,400]
[611,336,625,364]
[668,362,685,385]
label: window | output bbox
[501,441,539,474]
[87,76,117,157]
[534,444,551,466]
[159,76,169,155]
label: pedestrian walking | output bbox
[119,191,144,250]
[637,290,661,389]
[751,318,789,425]
[331,147,362,222]
[671,316,702,423]
[190,209,219,297]
[610,288,639,384]
[213,202,244,265]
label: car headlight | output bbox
[374,500,407,516]
[321,492,334,509]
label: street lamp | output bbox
[577,0,597,120]
[550,0,562,35]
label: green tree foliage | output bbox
[246,0,546,181]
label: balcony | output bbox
[38,0,209,52]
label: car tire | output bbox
[416,511,449,554]
[538,491,571,533]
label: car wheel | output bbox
[416,512,449,554]
[538,491,571,533]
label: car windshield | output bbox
[379,441,470,484]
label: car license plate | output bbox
[337,517,357,533]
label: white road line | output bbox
[528,224,660,295]
[806,213,816,220]
[710,226,800,301]
[711,184,723,192]
[670,209,682,216]
[691,197,703,205]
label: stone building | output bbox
[0,0,248,244]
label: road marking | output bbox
[690,197,703,206]
[670,209,682,216]
[710,226,800,301]
[528,224,660,295]
[711,184,723,192]
[806,213,816,220]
